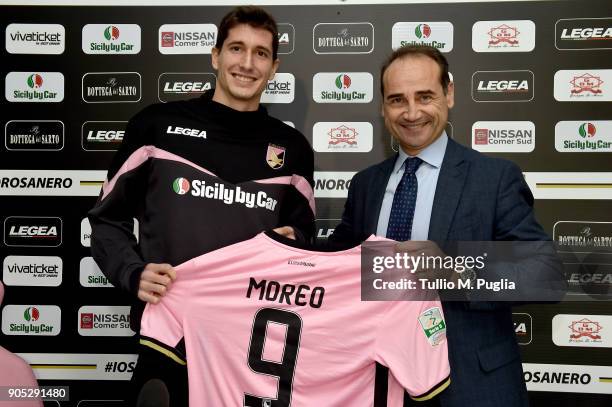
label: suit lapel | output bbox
[428,139,469,241]
[365,154,397,235]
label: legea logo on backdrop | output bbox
[316,218,341,240]
[5,120,64,151]
[554,70,612,101]
[82,72,141,103]
[5,72,64,103]
[472,20,535,52]
[78,306,134,336]
[313,22,374,54]
[312,122,373,153]
[4,216,62,247]
[261,73,294,103]
[277,23,295,54]
[314,172,356,198]
[392,22,454,52]
[1,305,61,336]
[555,121,612,152]
[82,121,127,151]
[2,256,63,287]
[158,73,215,103]
[82,24,141,54]
[472,121,535,153]
[6,24,65,54]
[512,313,532,345]
[556,18,612,50]
[312,72,373,103]
[471,70,534,102]
[158,24,217,54]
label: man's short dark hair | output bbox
[380,45,450,95]
[215,6,279,60]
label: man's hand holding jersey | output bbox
[138,263,176,304]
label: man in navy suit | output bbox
[330,45,554,406]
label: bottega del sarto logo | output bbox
[172,177,279,211]
[4,216,62,247]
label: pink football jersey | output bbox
[140,233,450,406]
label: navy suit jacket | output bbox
[330,138,550,406]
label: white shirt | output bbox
[376,133,448,240]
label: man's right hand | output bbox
[138,263,176,304]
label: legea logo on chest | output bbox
[166,125,206,139]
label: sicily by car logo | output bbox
[173,178,190,195]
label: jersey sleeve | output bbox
[139,273,188,366]
[373,300,450,401]
[87,107,155,295]
[279,135,316,243]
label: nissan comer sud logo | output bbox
[5,71,64,103]
[5,120,64,151]
[78,306,134,336]
[4,216,62,247]
[472,121,535,153]
[158,24,217,54]
[556,18,612,50]
[471,70,534,102]
[82,24,140,54]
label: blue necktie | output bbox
[386,157,423,241]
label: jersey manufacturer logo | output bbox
[266,144,285,169]
[166,125,207,139]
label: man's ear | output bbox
[269,58,280,80]
[211,47,220,70]
[446,81,455,109]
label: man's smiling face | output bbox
[382,55,454,155]
[212,23,279,111]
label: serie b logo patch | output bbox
[418,307,447,346]
[266,144,285,169]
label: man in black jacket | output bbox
[88,6,315,405]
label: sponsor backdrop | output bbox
[1,0,611,406]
